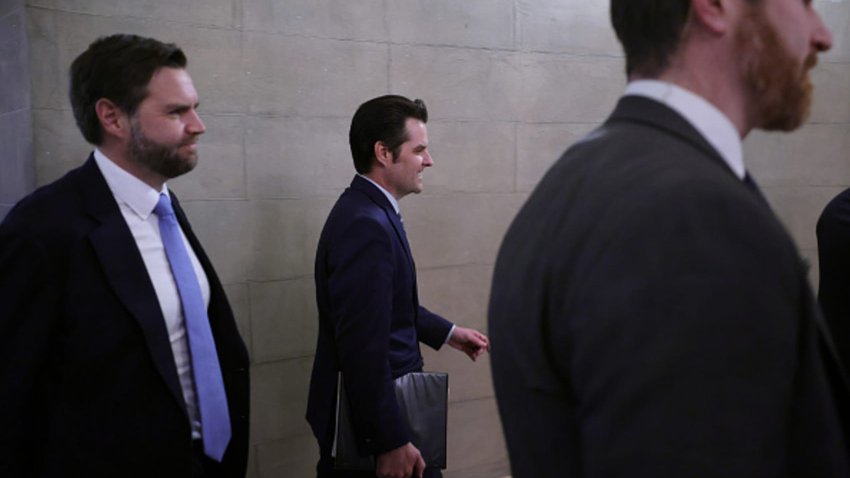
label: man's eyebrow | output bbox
[164,101,200,110]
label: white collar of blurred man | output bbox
[363,118,434,202]
[626,80,744,179]
[95,66,206,192]
[633,0,831,138]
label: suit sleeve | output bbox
[327,217,409,455]
[0,225,58,475]
[563,182,843,476]
[817,190,850,368]
[416,305,453,350]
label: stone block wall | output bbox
[6,1,850,476]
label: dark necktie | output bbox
[742,171,769,205]
[743,172,759,192]
[154,193,231,462]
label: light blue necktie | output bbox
[154,193,231,462]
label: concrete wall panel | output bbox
[388,0,515,50]
[425,120,516,194]
[391,44,522,121]
[519,53,624,123]
[254,433,318,478]
[817,0,850,63]
[250,197,335,281]
[444,398,507,474]
[242,0,386,41]
[762,185,846,251]
[745,125,850,188]
[170,114,247,200]
[0,109,34,203]
[179,199,253,285]
[28,0,237,28]
[243,33,388,118]
[517,0,620,55]
[404,193,526,269]
[250,357,314,444]
[249,278,318,363]
[0,7,29,113]
[31,108,89,186]
[418,264,495,402]
[810,62,850,124]
[224,282,253,359]
[245,115,351,199]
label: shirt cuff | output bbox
[443,325,456,345]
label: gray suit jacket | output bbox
[489,96,850,477]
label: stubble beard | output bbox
[737,7,816,132]
[128,119,198,180]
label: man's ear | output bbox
[690,0,733,35]
[95,98,131,140]
[373,140,393,168]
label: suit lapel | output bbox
[351,176,416,270]
[350,176,421,309]
[78,156,187,413]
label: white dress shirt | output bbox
[358,174,455,344]
[94,149,209,438]
[624,80,745,180]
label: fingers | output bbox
[449,327,490,360]
[415,454,426,478]
[474,331,490,350]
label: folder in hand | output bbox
[333,371,449,470]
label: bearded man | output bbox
[0,34,250,477]
[489,0,850,476]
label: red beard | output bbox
[736,7,816,131]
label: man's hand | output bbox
[448,326,490,361]
[376,442,426,478]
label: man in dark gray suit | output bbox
[489,1,849,476]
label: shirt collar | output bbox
[93,148,168,220]
[358,174,400,215]
[624,80,745,180]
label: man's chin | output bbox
[157,155,198,180]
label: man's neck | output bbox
[362,171,400,201]
[645,38,753,139]
[98,141,166,190]
[359,173,401,214]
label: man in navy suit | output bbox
[490,0,849,477]
[0,34,249,477]
[818,189,850,370]
[307,95,490,478]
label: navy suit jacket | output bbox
[307,175,453,457]
[818,188,850,370]
[0,155,250,477]
[490,97,850,477]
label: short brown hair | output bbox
[69,34,187,145]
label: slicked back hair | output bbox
[349,95,428,174]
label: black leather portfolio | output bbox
[333,371,449,470]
